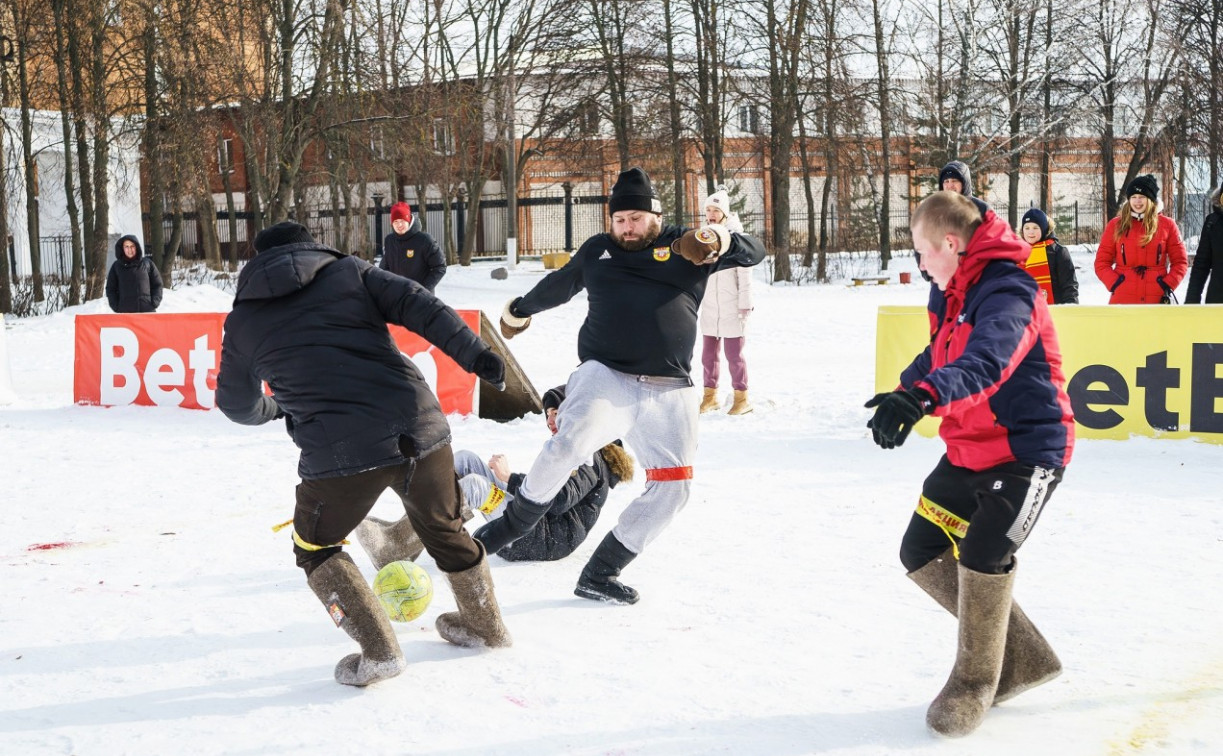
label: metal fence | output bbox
[38,236,76,279]
[132,191,1126,266]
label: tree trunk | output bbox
[17,34,44,301]
[872,0,892,269]
[53,0,84,304]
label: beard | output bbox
[611,215,663,251]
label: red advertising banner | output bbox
[74,311,481,415]
[387,309,480,416]
[74,313,223,410]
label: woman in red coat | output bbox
[1095,174,1188,304]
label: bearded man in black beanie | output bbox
[216,220,512,687]
[480,167,766,605]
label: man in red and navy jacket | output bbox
[865,191,1074,738]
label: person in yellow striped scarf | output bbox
[1019,209,1079,304]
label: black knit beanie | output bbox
[254,221,314,252]
[1021,208,1050,240]
[608,167,662,215]
[1126,174,1159,202]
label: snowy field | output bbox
[2,248,1221,755]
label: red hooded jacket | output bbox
[1094,214,1187,304]
[901,207,1075,471]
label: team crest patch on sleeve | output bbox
[695,227,718,245]
[653,247,671,262]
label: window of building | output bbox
[370,127,385,159]
[739,104,760,135]
[580,101,600,136]
[217,137,235,175]
[432,119,455,155]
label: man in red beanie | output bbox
[380,201,447,292]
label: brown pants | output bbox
[292,444,480,575]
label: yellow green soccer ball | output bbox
[372,560,433,622]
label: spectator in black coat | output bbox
[1186,187,1223,304]
[379,201,446,292]
[216,221,511,688]
[105,235,163,313]
[458,385,634,562]
[1019,208,1079,304]
[917,161,979,280]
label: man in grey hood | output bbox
[916,161,978,280]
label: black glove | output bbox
[865,388,934,449]
[1157,276,1176,304]
[473,350,506,391]
[1109,274,1125,293]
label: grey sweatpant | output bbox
[519,361,698,554]
[454,449,510,521]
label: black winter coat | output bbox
[380,217,447,292]
[1186,206,1223,304]
[494,448,621,562]
[105,235,163,313]
[216,241,492,479]
[1045,239,1080,304]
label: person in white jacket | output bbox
[698,190,753,415]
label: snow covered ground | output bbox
[2,249,1221,755]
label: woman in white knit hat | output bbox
[698,189,753,415]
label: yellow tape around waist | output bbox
[916,495,969,559]
[271,518,348,551]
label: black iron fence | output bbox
[132,192,1123,266]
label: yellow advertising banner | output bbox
[875,305,1223,443]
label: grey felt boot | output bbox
[307,552,406,686]
[353,515,424,571]
[926,564,1015,737]
[908,551,1062,704]
[435,547,512,648]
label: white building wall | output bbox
[1,109,143,278]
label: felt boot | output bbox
[926,565,1014,737]
[699,387,720,414]
[908,551,1062,704]
[728,389,753,415]
[574,532,639,604]
[353,515,424,571]
[435,547,512,648]
[307,552,406,686]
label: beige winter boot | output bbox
[354,515,424,571]
[699,387,720,414]
[908,550,1061,704]
[307,552,406,686]
[926,564,1015,737]
[728,389,753,415]
[435,547,512,648]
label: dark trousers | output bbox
[899,455,1064,575]
[292,443,480,575]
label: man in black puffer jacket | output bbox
[216,221,511,688]
[379,202,446,292]
[105,235,163,312]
